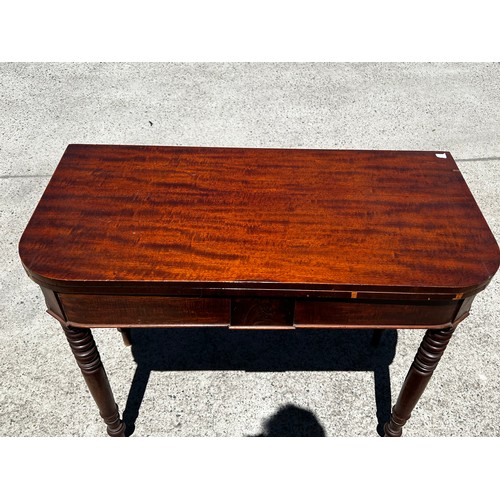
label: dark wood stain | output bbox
[294,298,459,329]
[231,298,294,327]
[18,145,500,437]
[19,145,500,296]
[58,294,230,327]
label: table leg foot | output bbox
[62,324,126,437]
[384,326,455,437]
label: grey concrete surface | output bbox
[1,62,499,437]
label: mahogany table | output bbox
[19,145,500,436]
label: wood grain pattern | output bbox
[231,298,294,327]
[59,294,230,327]
[53,293,470,330]
[19,145,500,297]
[18,145,500,437]
[294,298,460,329]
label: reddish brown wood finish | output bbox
[62,324,125,437]
[231,298,294,328]
[18,145,500,437]
[59,294,230,327]
[384,327,455,437]
[53,291,470,330]
[294,298,459,329]
[19,145,500,297]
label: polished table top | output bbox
[20,144,500,299]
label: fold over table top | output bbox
[19,145,500,298]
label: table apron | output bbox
[44,289,474,330]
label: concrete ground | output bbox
[1,62,499,437]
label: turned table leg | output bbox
[62,324,126,437]
[384,326,455,437]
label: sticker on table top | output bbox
[435,153,447,158]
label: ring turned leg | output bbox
[384,326,455,437]
[62,324,126,437]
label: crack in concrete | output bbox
[455,157,500,162]
[1,157,499,179]
[0,174,52,179]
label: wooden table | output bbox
[19,145,500,436]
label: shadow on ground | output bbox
[249,403,327,437]
[121,327,397,437]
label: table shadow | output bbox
[121,327,397,437]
